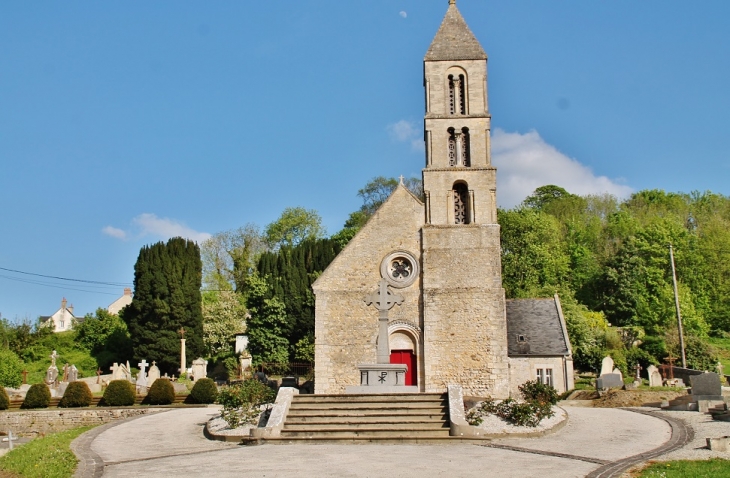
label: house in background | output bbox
[107,287,133,315]
[40,297,79,333]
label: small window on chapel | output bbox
[517,334,526,343]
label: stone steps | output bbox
[280,393,450,440]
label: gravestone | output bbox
[600,356,614,377]
[690,372,722,397]
[647,365,663,387]
[136,360,148,388]
[596,373,623,390]
[45,350,59,385]
[68,365,78,382]
[147,361,160,385]
[191,358,208,382]
[612,367,623,382]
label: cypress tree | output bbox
[124,237,204,375]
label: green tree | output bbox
[123,237,205,374]
[264,207,326,250]
[244,274,290,365]
[75,308,133,369]
[522,185,576,210]
[499,208,570,298]
[0,349,23,388]
[200,224,265,292]
[202,290,247,358]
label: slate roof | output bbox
[425,1,487,61]
[506,297,571,357]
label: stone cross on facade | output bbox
[364,279,404,364]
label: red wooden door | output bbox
[390,350,417,386]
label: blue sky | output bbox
[1,1,729,321]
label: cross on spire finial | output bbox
[178,327,186,339]
[449,0,456,5]
[399,175,405,185]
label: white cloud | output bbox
[102,226,127,240]
[103,213,212,243]
[399,11,407,18]
[387,119,424,152]
[491,129,633,208]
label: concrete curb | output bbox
[70,409,170,478]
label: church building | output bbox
[313,1,574,398]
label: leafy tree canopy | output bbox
[264,207,325,250]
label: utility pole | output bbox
[669,244,687,368]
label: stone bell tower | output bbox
[420,0,510,397]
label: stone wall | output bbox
[508,356,571,395]
[0,408,159,437]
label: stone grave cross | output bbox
[137,359,149,387]
[635,363,642,381]
[364,279,404,364]
[2,430,17,451]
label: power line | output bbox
[0,266,131,287]
[0,275,120,296]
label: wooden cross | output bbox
[96,368,102,384]
[664,353,676,380]
[177,327,186,339]
[21,370,28,385]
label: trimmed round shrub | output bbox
[59,381,93,408]
[102,380,136,406]
[147,379,175,405]
[189,378,218,404]
[0,349,24,389]
[0,387,9,410]
[21,383,51,409]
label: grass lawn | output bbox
[0,426,94,478]
[708,336,730,373]
[638,459,730,477]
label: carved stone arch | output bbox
[388,321,421,351]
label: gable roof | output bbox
[312,184,424,290]
[425,2,487,61]
[506,295,571,357]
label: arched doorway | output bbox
[389,330,418,386]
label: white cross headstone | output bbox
[136,360,149,387]
[2,430,17,451]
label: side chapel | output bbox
[313,0,574,397]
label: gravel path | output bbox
[637,410,730,462]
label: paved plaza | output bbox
[69,405,686,478]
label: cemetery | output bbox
[2,2,730,477]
